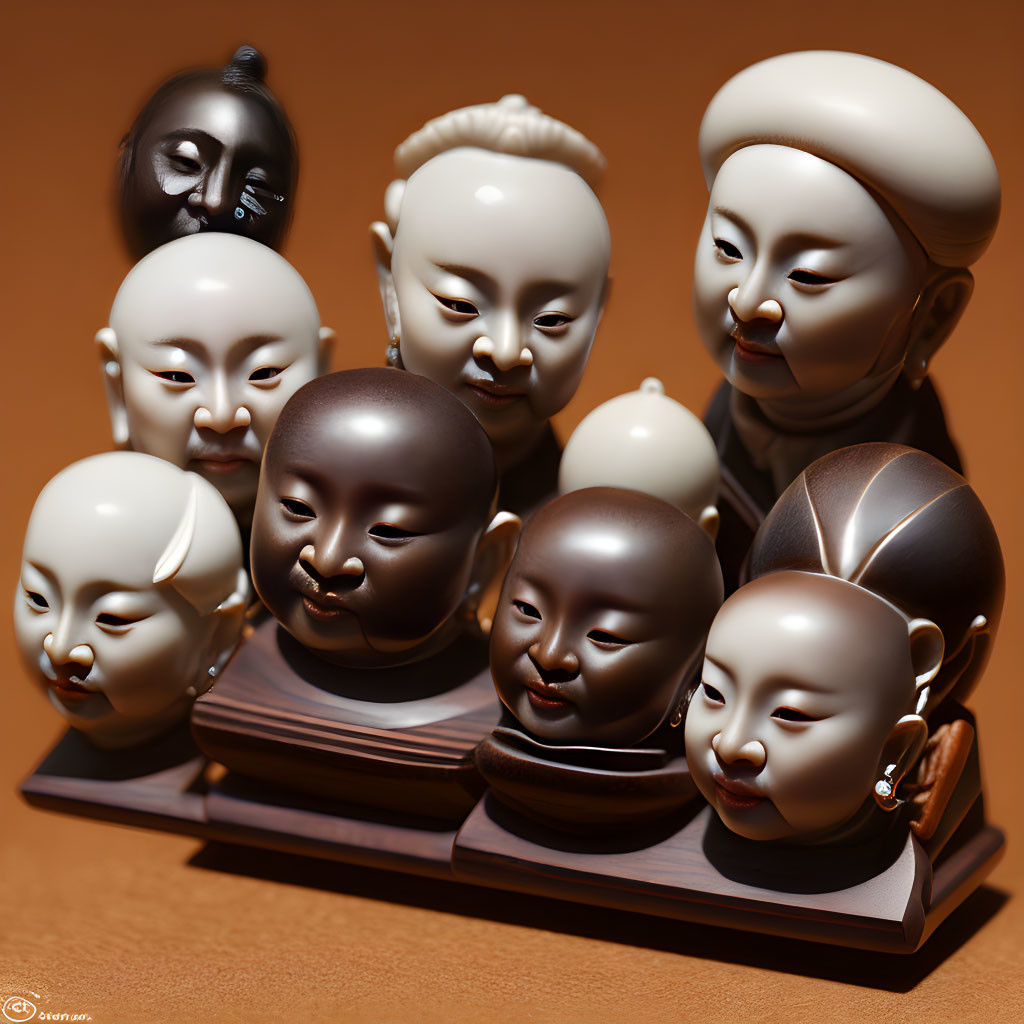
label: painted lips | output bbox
[732,334,783,365]
[465,378,527,408]
[713,775,766,811]
[525,681,571,711]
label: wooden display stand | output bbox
[19,657,1006,953]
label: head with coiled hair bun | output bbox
[748,443,1004,714]
[118,45,297,259]
[370,96,611,470]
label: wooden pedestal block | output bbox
[451,795,1005,953]
[202,773,459,879]
[19,722,209,837]
[191,617,502,824]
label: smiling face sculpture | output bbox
[97,233,333,524]
[693,51,1000,430]
[490,487,723,748]
[371,95,611,471]
[250,368,520,669]
[119,45,296,260]
[14,453,247,749]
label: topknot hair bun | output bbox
[223,45,267,85]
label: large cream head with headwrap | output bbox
[693,51,1000,424]
[14,452,248,749]
[370,95,611,469]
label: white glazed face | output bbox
[693,145,928,420]
[14,494,220,749]
[389,149,610,462]
[684,573,915,842]
[106,236,326,515]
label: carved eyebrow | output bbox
[158,129,222,149]
[431,263,497,294]
[712,206,843,250]
[229,334,285,361]
[148,337,207,357]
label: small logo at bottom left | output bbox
[2,997,37,1023]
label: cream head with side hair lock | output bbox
[14,452,248,749]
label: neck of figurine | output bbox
[493,420,549,475]
[311,613,466,671]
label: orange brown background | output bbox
[1,1,1022,1020]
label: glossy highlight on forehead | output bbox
[516,487,724,621]
[266,368,498,517]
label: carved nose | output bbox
[473,330,533,371]
[299,542,364,581]
[728,285,783,324]
[712,727,766,769]
[43,632,95,672]
[528,627,579,677]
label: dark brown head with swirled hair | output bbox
[748,443,1003,711]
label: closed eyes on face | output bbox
[95,611,150,635]
[367,523,420,542]
[770,705,819,723]
[787,269,839,289]
[586,628,631,648]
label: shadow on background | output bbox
[189,841,1008,992]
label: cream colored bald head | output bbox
[559,378,719,536]
[97,233,333,520]
[15,453,246,749]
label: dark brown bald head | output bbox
[252,367,498,667]
[749,443,1004,708]
[491,486,723,746]
[119,45,297,259]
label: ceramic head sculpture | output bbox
[558,377,720,537]
[490,487,723,747]
[685,570,939,844]
[371,95,611,472]
[694,51,1000,434]
[118,45,297,260]
[14,452,247,749]
[685,443,1003,843]
[96,233,334,524]
[250,367,521,669]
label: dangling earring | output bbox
[386,334,402,368]
[669,703,684,728]
[874,764,904,811]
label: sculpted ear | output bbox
[317,326,336,375]
[908,616,944,693]
[461,512,522,636]
[875,713,930,810]
[903,268,973,389]
[95,327,130,447]
[370,221,401,347]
